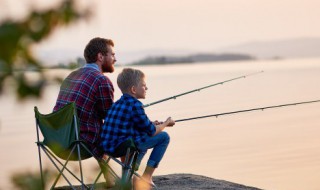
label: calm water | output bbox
[1,58,320,189]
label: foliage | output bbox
[0,0,91,99]
[10,169,56,190]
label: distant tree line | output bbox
[131,53,256,65]
[48,57,86,70]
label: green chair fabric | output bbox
[35,102,91,160]
[35,102,101,189]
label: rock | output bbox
[55,173,262,190]
[153,174,262,190]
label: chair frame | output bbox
[35,104,102,189]
[35,103,147,190]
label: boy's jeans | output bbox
[136,131,170,168]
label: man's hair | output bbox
[117,68,145,93]
[84,37,114,63]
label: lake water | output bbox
[1,58,320,189]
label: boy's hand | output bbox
[165,117,175,127]
[153,120,163,125]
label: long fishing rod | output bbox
[143,70,264,108]
[176,99,320,123]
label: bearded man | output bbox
[53,37,117,187]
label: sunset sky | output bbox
[1,0,320,63]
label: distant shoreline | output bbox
[130,53,256,66]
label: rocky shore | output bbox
[56,173,262,190]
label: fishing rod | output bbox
[175,99,320,123]
[143,70,264,108]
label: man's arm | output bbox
[96,77,114,118]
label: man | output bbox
[53,37,116,186]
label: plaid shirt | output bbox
[100,94,156,154]
[54,64,114,158]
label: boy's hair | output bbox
[117,68,145,93]
[84,37,114,63]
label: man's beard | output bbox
[102,62,114,73]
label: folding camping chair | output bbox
[35,102,105,189]
[34,102,143,190]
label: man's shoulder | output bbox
[75,67,111,82]
[82,67,103,77]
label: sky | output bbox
[1,0,320,64]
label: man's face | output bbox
[101,45,116,73]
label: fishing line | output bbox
[176,99,320,122]
[143,70,264,108]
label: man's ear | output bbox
[97,52,103,61]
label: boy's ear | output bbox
[130,86,136,94]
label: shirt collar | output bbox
[122,93,139,101]
[84,63,101,72]
[123,93,135,99]
[122,93,144,106]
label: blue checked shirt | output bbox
[100,94,156,154]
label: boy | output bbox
[100,68,175,188]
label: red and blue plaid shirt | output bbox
[54,64,114,158]
[100,94,156,154]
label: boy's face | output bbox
[134,77,148,99]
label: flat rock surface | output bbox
[55,173,262,190]
[152,174,262,190]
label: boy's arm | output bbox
[153,120,163,125]
[153,117,175,136]
[132,102,156,136]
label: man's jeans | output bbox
[136,131,170,168]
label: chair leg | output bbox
[90,164,120,190]
[105,157,120,179]
[41,147,77,190]
[120,149,139,190]
[76,144,85,190]
[121,148,131,185]
[37,143,45,190]
[36,121,45,190]
[45,145,91,190]
[45,147,86,186]
[93,157,120,188]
